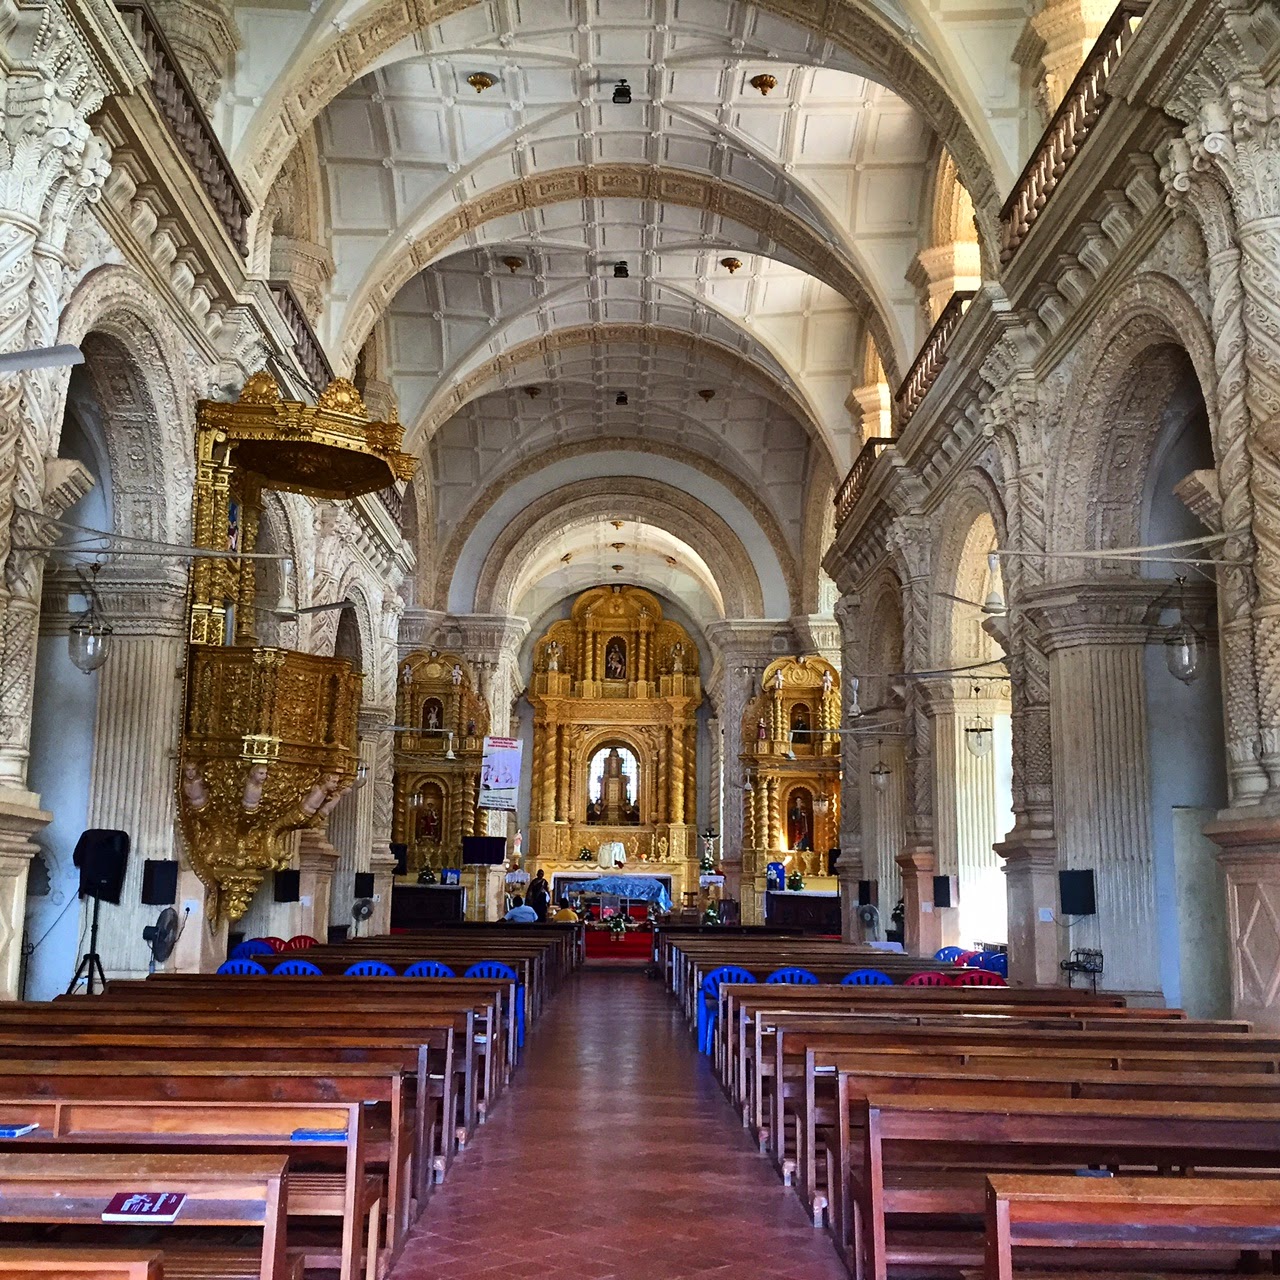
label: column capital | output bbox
[1021,579,1214,652]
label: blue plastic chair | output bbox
[464,961,524,1047]
[343,960,397,977]
[272,959,322,976]
[217,958,266,976]
[404,960,455,978]
[698,965,756,1055]
[934,946,965,963]
[841,968,893,986]
[978,951,1008,978]
[765,966,820,986]
[229,939,275,961]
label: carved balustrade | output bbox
[834,437,898,529]
[1000,0,1149,263]
[115,0,252,254]
[894,290,975,428]
[268,280,336,392]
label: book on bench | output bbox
[102,1192,187,1223]
[0,1122,39,1138]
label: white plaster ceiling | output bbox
[429,383,810,557]
[510,520,723,623]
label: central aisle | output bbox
[390,970,848,1279]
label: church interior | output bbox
[2,0,1280,1274]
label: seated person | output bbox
[504,894,538,923]
[552,897,579,923]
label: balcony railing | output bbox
[894,291,975,427]
[268,280,335,394]
[1000,0,1149,264]
[116,0,252,255]
[375,484,404,527]
[835,436,898,529]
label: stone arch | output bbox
[474,484,767,621]
[236,1,1005,277]
[930,472,1008,669]
[57,265,196,545]
[338,164,906,390]
[432,440,801,616]
[800,455,841,616]
[909,145,982,324]
[1048,273,1219,566]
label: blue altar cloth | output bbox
[561,876,673,912]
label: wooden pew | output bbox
[0,1099,378,1280]
[0,1060,417,1256]
[852,1095,1280,1280]
[0,1251,162,1279]
[0,1153,293,1280]
[984,1174,1280,1280]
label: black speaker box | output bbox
[273,869,300,903]
[353,872,375,899]
[858,879,875,907]
[391,842,408,875]
[72,829,129,905]
[1059,868,1097,916]
[461,835,506,865]
[933,875,959,909]
[140,859,178,906]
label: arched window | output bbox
[586,745,640,824]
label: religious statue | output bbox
[181,761,209,811]
[423,700,441,732]
[317,781,352,819]
[300,772,341,818]
[671,641,684,674]
[466,718,477,738]
[772,668,784,691]
[451,663,463,686]
[416,798,442,843]
[757,717,767,740]
[241,763,270,812]
[821,668,834,696]
[787,793,812,851]
[605,638,626,679]
[546,641,561,672]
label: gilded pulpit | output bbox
[739,656,841,925]
[527,586,701,904]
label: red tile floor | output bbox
[388,970,849,1279]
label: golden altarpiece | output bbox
[739,656,841,924]
[391,652,491,872]
[177,373,415,920]
[527,586,702,903]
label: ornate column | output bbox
[896,847,941,956]
[1026,584,1161,996]
[866,735,907,926]
[834,594,865,939]
[670,723,686,825]
[887,517,938,949]
[0,13,141,908]
[986,387,1062,986]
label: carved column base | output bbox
[369,847,398,935]
[837,855,866,943]
[297,829,341,944]
[172,866,228,974]
[896,846,941,958]
[0,790,47,999]
[1204,807,1280,1031]
[996,829,1060,986]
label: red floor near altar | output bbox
[387,971,848,1279]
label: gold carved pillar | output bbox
[670,726,686,824]
[539,723,555,822]
[462,771,478,839]
[555,727,569,821]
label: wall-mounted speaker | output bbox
[140,859,178,906]
[933,875,959,909]
[353,872,375,899]
[273,869,300,903]
[72,829,129,904]
[858,879,875,907]
[1059,868,1097,916]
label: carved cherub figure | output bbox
[241,763,270,811]
[300,771,341,817]
[181,761,209,811]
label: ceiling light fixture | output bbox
[612,79,632,105]
[613,260,629,278]
[615,391,628,406]
[467,72,497,93]
[697,389,715,402]
[749,73,778,96]
[501,255,524,273]
[610,542,625,552]
[523,385,541,398]
[870,739,891,792]
[720,257,742,274]
[611,564,624,573]
[1165,575,1204,685]
[68,563,112,674]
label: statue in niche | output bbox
[422,699,442,732]
[772,668,784,692]
[822,669,834,697]
[787,791,813,852]
[546,641,561,672]
[451,664,463,686]
[241,763,269,812]
[605,638,626,679]
[181,762,209,811]
[757,717,768,740]
[671,641,684,674]
[417,798,442,844]
[791,703,811,741]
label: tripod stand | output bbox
[66,894,108,995]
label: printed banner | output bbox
[480,736,522,812]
